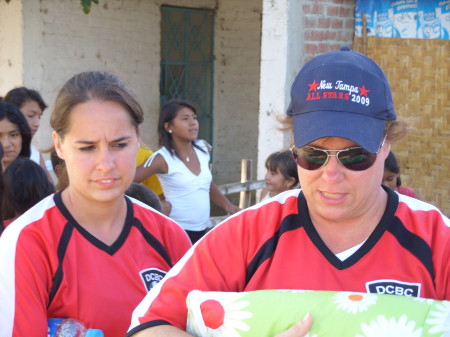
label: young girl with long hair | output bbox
[3,87,52,182]
[259,150,299,202]
[135,99,239,243]
[0,102,31,171]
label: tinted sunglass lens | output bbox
[338,148,376,171]
[293,148,328,170]
[292,146,378,171]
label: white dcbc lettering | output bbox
[144,273,163,282]
[375,285,414,296]
[404,288,413,296]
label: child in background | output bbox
[50,150,69,192]
[126,183,163,213]
[259,150,299,202]
[135,99,239,244]
[383,151,418,198]
[0,102,31,170]
[2,158,55,226]
[3,87,54,184]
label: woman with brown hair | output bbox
[0,71,191,337]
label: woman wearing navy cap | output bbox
[127,47,450,337]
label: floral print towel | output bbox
[186,289,450,336]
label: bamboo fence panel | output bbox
[353,37,449,214]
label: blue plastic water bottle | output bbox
[48,318,104,337]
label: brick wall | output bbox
[302,0,355,61]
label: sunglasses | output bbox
[290,136,386,171]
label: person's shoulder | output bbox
[136,146,154,163]
[131,198,173,224]
[131,199,189,239]
[217,189,300,228]
[254,189,301,220]
[205,190,301,252]
[195,139,211,151]
[396,195,449,227]
[259,189,270,203]
[3,218,13,227]
[29,144,40,163]
[138,146,153,155]
[1,194,60,242]
[155,146,171,157]
[398,186,416,198]
[261,189,300,205]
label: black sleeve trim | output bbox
[125,320,172,337]
[132,218,173,267]
[245,213,302,286]
[47,222,73,308]
[387,216,435,281]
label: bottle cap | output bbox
[85,329,104,337]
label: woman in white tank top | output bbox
[135,99,240,243]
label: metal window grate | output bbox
[160,6,215,144]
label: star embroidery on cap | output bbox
[359,85,370,97]
[308,80,319,91]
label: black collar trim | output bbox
[53,192,133,255]
[298,186,399,270]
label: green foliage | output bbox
[3,0,99,14]
[81,0,99,14]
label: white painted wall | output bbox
[257,0,304,180]
[212,0,262,184]
[0,0,23,94]
[17,0,162,151]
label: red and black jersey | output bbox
[127,188,450,335]
[0,192,191,337]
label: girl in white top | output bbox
[135,99,240,243]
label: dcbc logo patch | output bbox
[140,268,167,292]
[366,279,421,297]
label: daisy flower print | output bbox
[333,291,378,314]
[356,314,422,337]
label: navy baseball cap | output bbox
[287,46,396,153]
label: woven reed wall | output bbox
[353,37,449,215]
